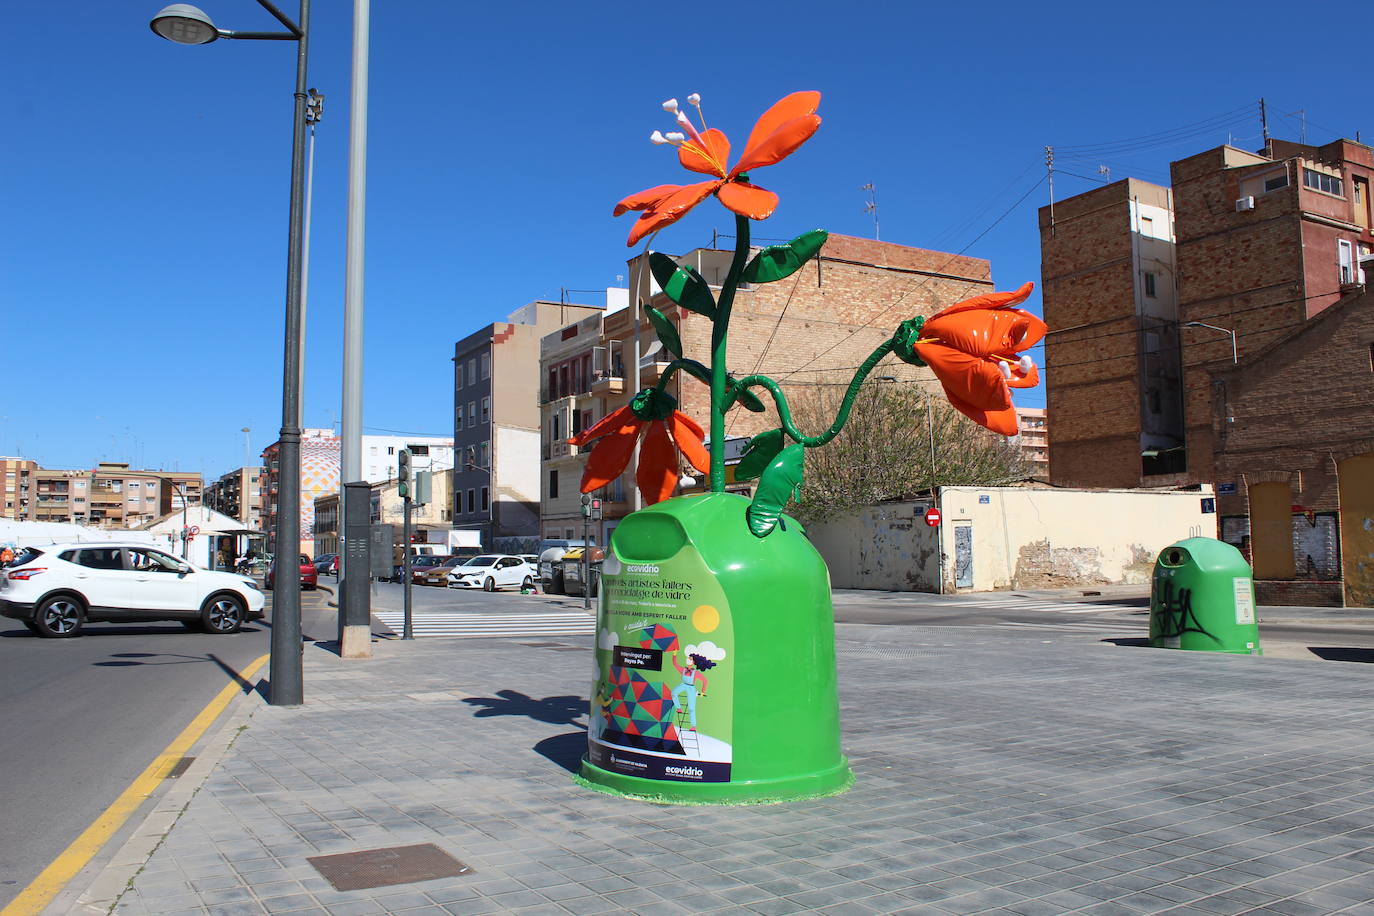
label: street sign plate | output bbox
[924,507,941,527]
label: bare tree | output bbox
[787,380,1031,524]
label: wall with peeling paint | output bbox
[809,486,1212,592]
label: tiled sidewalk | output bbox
[106,623,1374,915]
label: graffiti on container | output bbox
[1153,580,1213,641]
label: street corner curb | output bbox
[60,677,267,915]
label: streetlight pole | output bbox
[151,0,310,706]
[1183,321,1238,364]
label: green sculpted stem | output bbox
[738,338,894,447]
[710,215,752,492]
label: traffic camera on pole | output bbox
[398,449,411,498]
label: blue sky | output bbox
[1,0,1358,480]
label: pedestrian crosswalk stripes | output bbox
[373,611,595,639]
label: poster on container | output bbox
[588,547,734,783]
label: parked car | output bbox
[313,553,339,576]
[407,554,450,585]
[266,555,318,590]
[0,543,265,638]
[447,555,536,591]
[417,556,467,587]
[562,547,605,598]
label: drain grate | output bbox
[165,757,195,778]
[308,843,472,891]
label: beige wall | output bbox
[809,486,1214,592]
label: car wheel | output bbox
[201,594,245,634]
[483,576,495,592]
[34,595,84,638]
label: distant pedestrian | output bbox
[0,546,13,567]
[235,553,249,575]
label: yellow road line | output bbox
[1,653,270,916]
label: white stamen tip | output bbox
[687,93,701,105]
[664,131,685,142]
[662,98,679,113]
[998,362,1012,379]
[650,130,669,145]
[1018,355,1035,373]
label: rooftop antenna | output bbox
[1286,108,1306,144]
[1098,164,1111,182]
[860,183,880,240]
[1045,146,1055,236]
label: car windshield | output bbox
[462,556,498,567]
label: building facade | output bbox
[261,428,339,555]
[1210,290,1374,607]
[1,457,38,519]
[1041,137,1374,490]
[205,466,265,532]
[539,234,997,544]
[1014,407,1049,478]
[1,460,201,528]
[453,301,602,548]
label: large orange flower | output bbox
[895,282,1046,436]
[569,390,710,505]
[613,91,822,246]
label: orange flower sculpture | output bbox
[569,389,710,505]
[613,91,822,246]
[894,282,1047,436]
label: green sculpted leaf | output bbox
[735,428,785,481]
[648,252,717,319]
[723,375,766,413]
[746,443,805,538]
[644,306,682,358]
[742,229,829,284]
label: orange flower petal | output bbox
[580,424,640,493]
[1005,310,1048,353]
[917,342,1012,413]
[613,184,682,217]
[717,181,780,220]
[672,409,705,440]
[741,91,821,163]
[677,128,730,178]
[636,420,679,505]
[570,405,636,446]
[670,413,710,474]
[928,282,1034,320]
[945,390,1020,436]
[730,114,821,177]
[625,180,720,246]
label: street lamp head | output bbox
[150,4,220,44]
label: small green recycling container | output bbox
[1149,537,1260,654]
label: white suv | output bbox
[0,542,266,638]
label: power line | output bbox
[1054,103,1255,155]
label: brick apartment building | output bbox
[1043,138,1374,489]
[0,460,202,528]
[539,233,999,543]
[1210,291,1374,607]
[1041,136,1374,604]
[205,466,265,532]
[453,301,602,549]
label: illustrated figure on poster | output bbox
[669,650,715,730]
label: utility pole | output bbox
[398,449,413,640]
[580,494,591,610]
[338,0,372,659]
[1044,146,1055,236]
[1259,98,1270,147]
[927,395,943,596]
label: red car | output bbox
[265,554,317,590]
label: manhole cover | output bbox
[165,757,195,778]
[307,843,472,891]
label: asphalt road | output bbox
[0,587,332,910]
